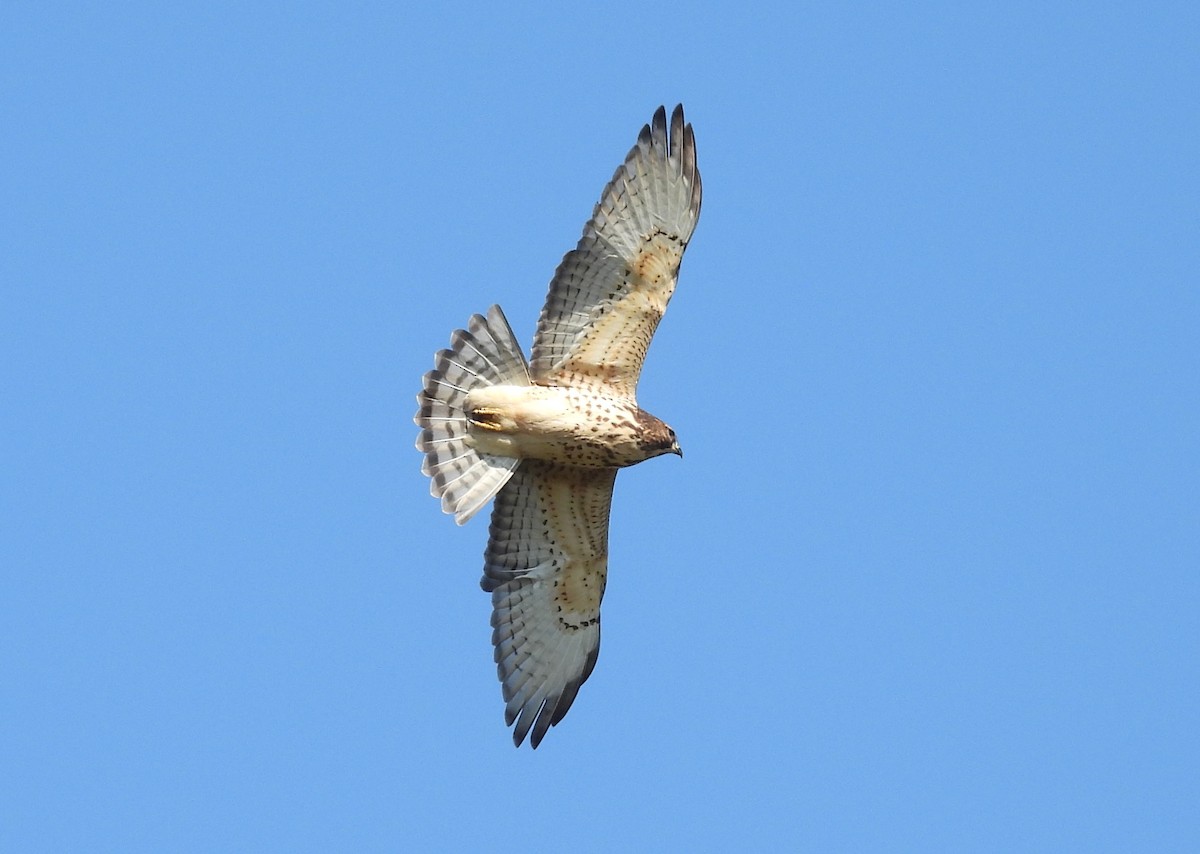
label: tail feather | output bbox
[415,305,529,524]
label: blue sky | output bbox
[3,2,1198,850]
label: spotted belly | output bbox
[464,384,654,468]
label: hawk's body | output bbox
[466,384,675,468]
[415,105,701,747]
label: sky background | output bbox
[3,2,1198,850]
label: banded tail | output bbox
[415,305,530,524]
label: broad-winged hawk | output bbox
[415,105,702,747]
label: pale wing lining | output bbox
[529,105,702,398]
[480,461,616,747]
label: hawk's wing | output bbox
[530,104,702,400]
[481,461,617,748]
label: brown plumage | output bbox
[415,105,701,747]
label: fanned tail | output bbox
[415,305,529,524]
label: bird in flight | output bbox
[415,105,702,747]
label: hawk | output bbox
[415,105,702,747]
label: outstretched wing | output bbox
[481,461,617,748]
[530,104,702,400]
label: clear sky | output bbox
[4,2,1197,851]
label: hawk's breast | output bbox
[465,385,650,468]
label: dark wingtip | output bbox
[653,104,667,124]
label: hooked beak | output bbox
[672,441,683,458]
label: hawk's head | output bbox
[635,410,682,459]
